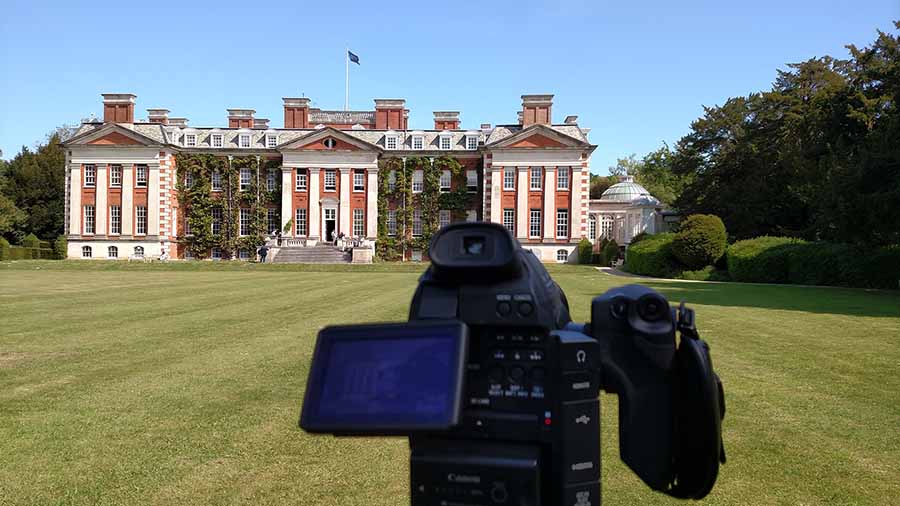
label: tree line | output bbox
[592,22,899,246]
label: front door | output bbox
[324,208,336,241]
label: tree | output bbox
[1,129,68,240]
[589,173,618,199]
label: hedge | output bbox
[623,233,681,277]
[671,214,727,269]
[727,236,900,289]
[577,238,593,264]
[6,246,56,260]
[0,238,10,260]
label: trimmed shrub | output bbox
[8,246,34,260]
[678,266,730,282]
[53,236,68,259]
[0,237,10,260]
[671,214,727,269]
[603,239,620,265]
[630,232,650,245]
[22,233,41,248]
[624,233,681,277]
[786,243,857,286]
[577,238,593,264]
[726,236,806,283]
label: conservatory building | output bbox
[587,176,665,245]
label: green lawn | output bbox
[1,261,898,506]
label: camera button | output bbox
[509,366,526,383]
[489,366,505,382]
[517,301,535,316]
[496,301,512,316]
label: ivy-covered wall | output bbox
[376,155,481,260]
[175,154,280,259]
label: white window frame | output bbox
[239,208,251,236]
[353,208,365,237]
[296,208,307,236]
[324,169,336,191]
[110,205,121,235]
[185,171,193,188]
[266,169,277,192]
[136,165,148,188]
[529,209,541,238]
[412,135,424,150]
[239,249,250,261]
[557,167,570,190]
[108,246,118,258]
[185,217,192,236]
[136,206,147,235]
[439,209,451,228]
[211,247,222,260]
[387,210,397,236]
[134,246,144,258]
[440,170,451,192]
[412,170,424,193]
[353,171,365,192]
[556,249,569,263]
[184,249,193,260]
[211,134,223,148]
[556,208,569,239]
[83,165,95,187]
[530,167,542,190]
[296,170,307,191]
[466,135,478,150]
[466,210,477,222]
[412,209,423,237]
[439,134,452,150]
[82,246,92,258]
[385,135,398,150]
[466,170,477,192]
[411,250,423,262]
[267,208,278,233]
[239,133,252,149]
[266,134,278,148]
[503,168,515,190]
[185,133,197,147]
[211,207,223,235]
[589,215,597,241]
[110,165,122,187]
[211,170,222,191]
[503,208,515,233]
[83,205,95,235]
[240,167,251,191]
[388,170,396,191]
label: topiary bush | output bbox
[578,238,593,264]
[603,239,620,266]
[22,233,41,249]
[624,233,681,277]
[0,237,10,260]
[726,236,807,283]
[671,214,727,269]
[53,236,68,259]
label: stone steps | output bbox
[272,245,351,264]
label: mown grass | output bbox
[1,261,898,505]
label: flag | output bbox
[348,50,360,65]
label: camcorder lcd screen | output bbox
[300,321,468,434]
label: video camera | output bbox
[300,222,726,505]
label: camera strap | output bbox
[665,302,727,500]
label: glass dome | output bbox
[599,176,659,206]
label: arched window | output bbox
[134,246,144,258]
[82,246,92,258]
[589,215,597,241]
[556,249,569,263]
[108,246,118,258]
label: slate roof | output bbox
[486,124,590,145]
[308,110,375,125]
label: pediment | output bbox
[279,127,379,152]
[65,123,160,147]
[488,124,589,149]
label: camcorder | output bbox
[300,223,726,506]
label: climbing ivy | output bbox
[176,153,279,259]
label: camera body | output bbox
[300,223,725,505]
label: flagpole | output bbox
[345,46,349,111]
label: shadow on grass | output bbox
[588,276,900,319]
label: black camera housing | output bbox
[300,222,725,505]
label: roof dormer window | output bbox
[439,133,452,150]
[168,129,180,144]
[185,133,197,147]
[266,133,278,148]
[385,133,398,150]
[466,134,478,150]
[412,134,424,150]
[239,132,252,149]
[211,133,223,148]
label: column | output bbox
[95,165,108,238]
[515,166,528,240]
[148,164,160,238]
[366,168,378,239]
[281,168,293,237]
[122,165,134,238]
[570,166,583,240]
[490,167,503,224]
[68,164,82,237]
[308,168,320,239]
[543,167,556,241]
[339,168,351,235]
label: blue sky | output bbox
[1,0,897,173]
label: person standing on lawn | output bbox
[258,245,268,263]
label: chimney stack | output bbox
[517,111,524,125]
[521,94,553,127]
[227,109,255,128]
[433,111,460,130]
[374,99,406,130]
[283,97,310,129]
[102,93,136,123]
[253,118,270,129]
[147,109,170,125]
[168,118,189,127]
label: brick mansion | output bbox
[62,92,600,262]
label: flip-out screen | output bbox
[300,321,468,434]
